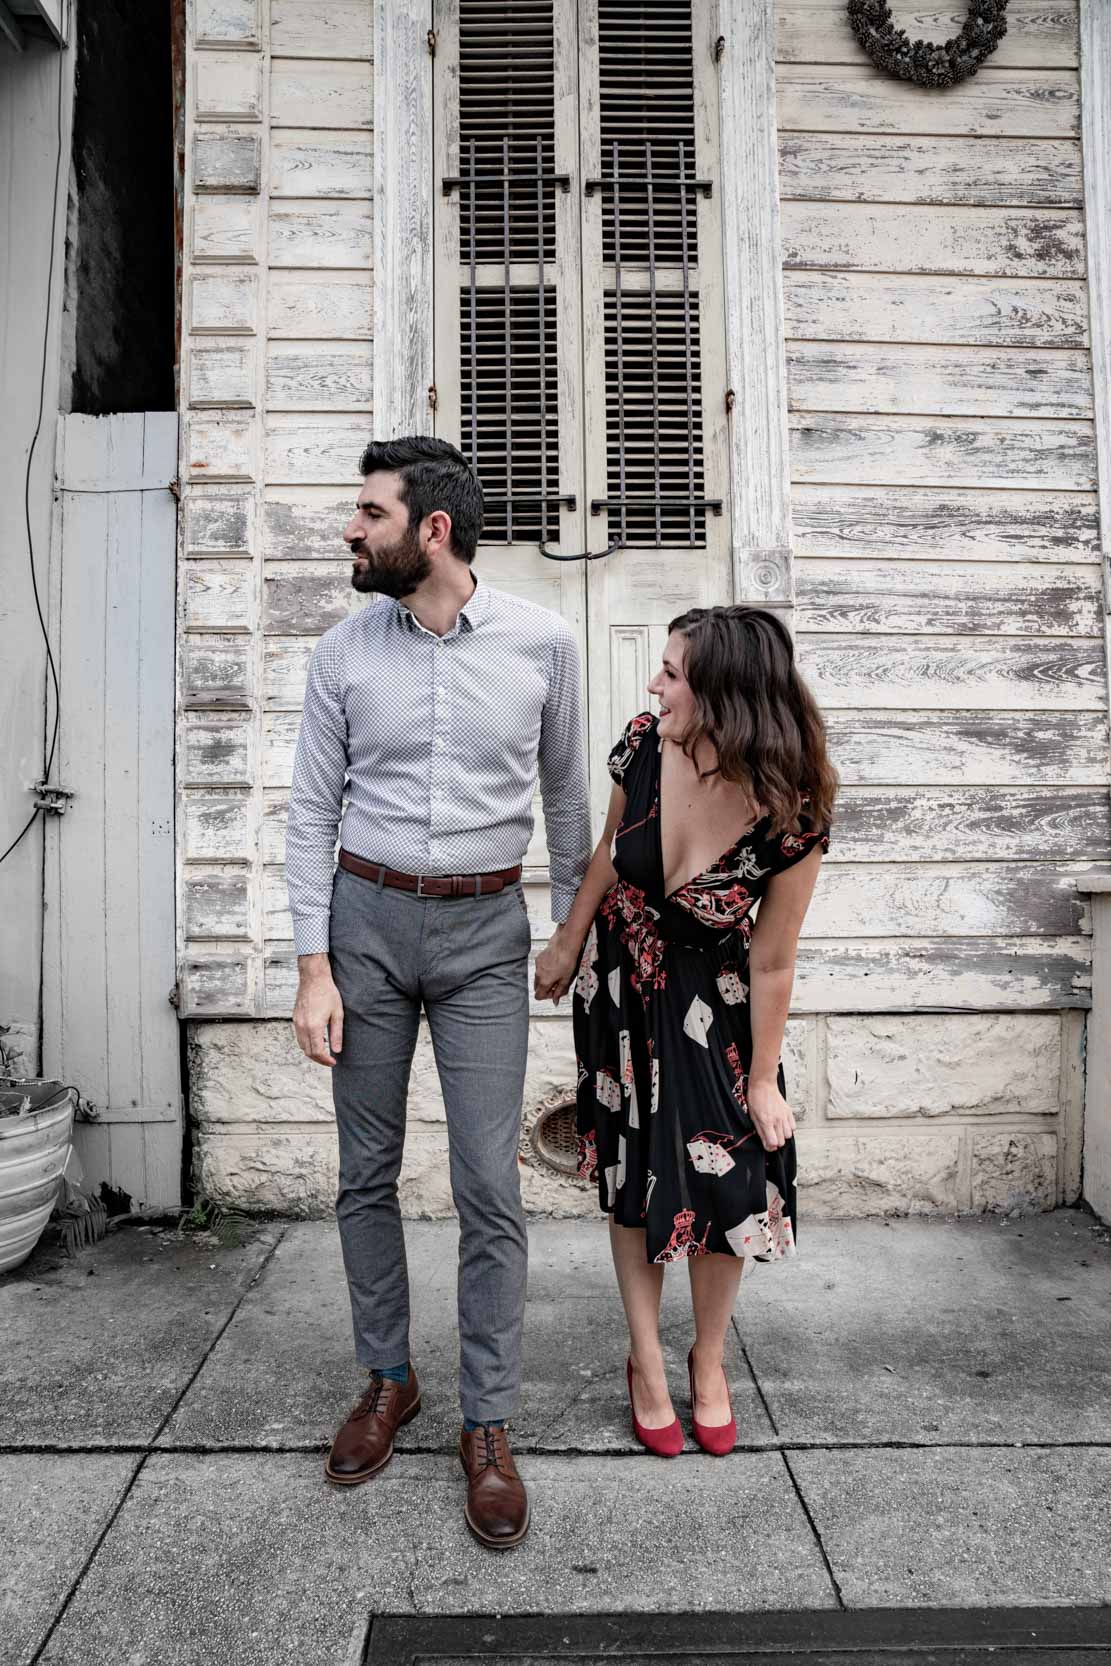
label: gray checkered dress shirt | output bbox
[285,575,592,955]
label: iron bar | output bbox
[502,134,513,543]
[679,140,695,545]
[612,140,626,547]
[585,177,711,197]
[536,134,549,546]
[443,171,570,196]
[467,139,479,468]
[647,138,661,547]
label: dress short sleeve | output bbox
[773,811,830,874]
[607,711,657,786]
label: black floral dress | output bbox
[573,712,830,1267]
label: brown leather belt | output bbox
[339,848,522,898]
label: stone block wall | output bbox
[189,1008,1083,1219]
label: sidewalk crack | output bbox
[780,1446,846,1612]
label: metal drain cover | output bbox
[366,1608,1111,1665]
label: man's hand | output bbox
[293,954,345,1066]
[533,924,584,1007]
[746,1077,796,1152]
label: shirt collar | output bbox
[396,571,488,638]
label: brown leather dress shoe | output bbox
[459,1424,530,1549]
[324,1368,421,1485]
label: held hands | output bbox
[746,1077,796,1152]
[292,960,345,1067]
[533,924,583,1007]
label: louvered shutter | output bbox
[433,0,730,828]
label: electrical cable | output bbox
[1,24,68,868]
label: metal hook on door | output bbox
[538,535,627,563]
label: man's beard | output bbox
[350,525,431,598]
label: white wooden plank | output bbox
[783,271,1089,349]
[194,51,264,122]
[774,1,1079,71]
[798,633,1107,709]
[263,637,313,708]
[261,713,301,786]
[825,710,1110,786]
[188,341,257,407]
[196,0,259,49]
[262,793,289,864]
[718,0,792,604]
[1080,0,1111,744]
[138,1125,182,1209]
[776,65,1080,138]
[265,341,373,410]
[183,791,253,861]
[788,413,1096,491]
[184,561,255,633]
[190,194,261,263]
[264,414,367,484]
[183,489,254,555]
[270,0,372,58]
[193,130,262,194]
[267,270,372,338]
[56,411,177,491]
[181,636,254,707]
[831,786,1111,862]
[189,271,259,334]
[178,953,253,1017]
[183,869,253,939]
[787,343,1092,420]
[789,938,1090,1013]
[268,198,373,266]
[262,867,294,940]
[796,558,1103,636]
[261,488,355,558]
[186,415,256,481]
[270,130,372,197]
[374,0,433,435]
[778,132,1083,208]
[781,201,1086,279]
[804,862,1095,939]
[270,59,372,128]
[263,567,365,633]
[791,484,1100,563]
[182,715,255,785]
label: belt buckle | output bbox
[415,873,429,898]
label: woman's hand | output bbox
[533,924,584,1006]
[746,1076,796,1152]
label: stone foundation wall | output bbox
[188,1008,1084,1220]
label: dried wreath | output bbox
[846,0,1009,88]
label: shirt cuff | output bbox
[549,884,576,925]
[292,915,331,956]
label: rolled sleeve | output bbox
[538,624,592,922]
[285,633,349,955]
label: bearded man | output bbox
[286,436,591,1549]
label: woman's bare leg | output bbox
[608,1217,675,1428]
[686,1252,744,1425]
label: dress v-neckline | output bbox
[654,740,766,903]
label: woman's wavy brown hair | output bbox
[667,605,838,833]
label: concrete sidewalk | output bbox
[2,1210,1110,1665]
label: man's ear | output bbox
[425,508,453,553]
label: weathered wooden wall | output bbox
[182,0,1108,1220]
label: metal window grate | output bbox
[603,291,708,547]
[597,0,699,267]
[458,1,557,265]
[460,288,563,545]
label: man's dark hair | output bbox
[358,436,485,565]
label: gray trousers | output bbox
[328,864,532,1424]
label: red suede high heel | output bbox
[688,1349,737,1456]
[626,1357,683,1457]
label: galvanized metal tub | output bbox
[0,1079,76,1274]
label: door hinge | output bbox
[714,35,726,62]
[427,28,437,55]
[31,782,74,815]
[428,383,438,412]
[725,388,736,413]
[168,982,181,1009]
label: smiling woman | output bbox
[533,604,835,1458]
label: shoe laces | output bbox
[353,1371,388,1420]
[473,1423,511,1476]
